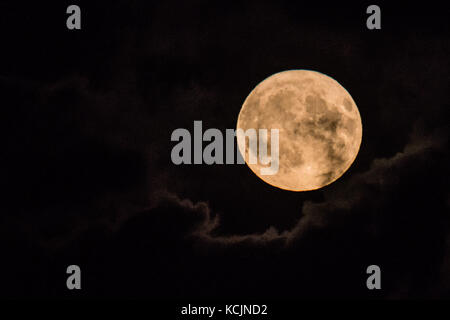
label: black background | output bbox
[0,1,449,300]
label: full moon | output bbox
[237,70,362,191]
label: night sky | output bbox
[0,1,449,299]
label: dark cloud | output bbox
[79,123,446,298]
[165,125,447,248]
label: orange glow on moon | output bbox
[237,70,362,191]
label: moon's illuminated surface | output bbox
[237,70,362,191]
